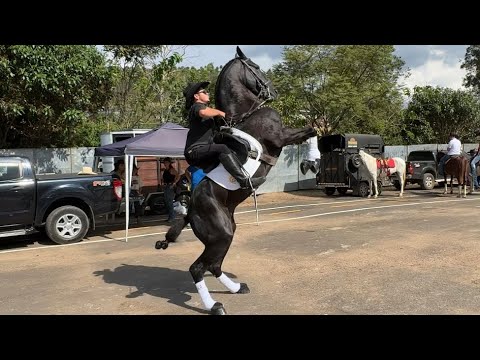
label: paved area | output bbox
[2,186,480,315]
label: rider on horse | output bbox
[183,81,266,191]
[438,132,462,179]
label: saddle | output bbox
[213,128,258,164]
[205,127,264,191]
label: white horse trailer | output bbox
[96,129,151,173]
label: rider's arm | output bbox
[199,107,226,119]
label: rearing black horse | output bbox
[159,47,316,315]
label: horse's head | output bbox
[234,47,278,101]
[215,47,278,115]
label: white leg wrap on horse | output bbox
[217,273,241,293]
[195,280,216,310]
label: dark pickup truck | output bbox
[402,150,439,190]
[0,156,122,244]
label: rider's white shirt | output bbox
[447,138,461,155]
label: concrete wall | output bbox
[0,145,317,193]
[384,144,478,160]
[2,142,477,193]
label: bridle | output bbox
[224,57,276,127]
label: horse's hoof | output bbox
[373,195,378,199]
[367,195,371,199]
[155,241,168,250]
[211,302,227,315]
[236,283,250,294]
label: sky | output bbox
[179,45,469,92]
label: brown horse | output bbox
[438,152,472,197]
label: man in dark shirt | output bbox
[182,81,266,191]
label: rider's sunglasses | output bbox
[197,90,209,95]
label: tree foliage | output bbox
[102,45,186,130]
[0,45,115,148]
[461,45,480,95]
[403,86,480,144]
[270,45,407,144]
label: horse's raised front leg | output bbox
[280,126,316,147]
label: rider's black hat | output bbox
[183,81,210,109]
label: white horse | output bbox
[358,149,406,198]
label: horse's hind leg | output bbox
[210,213,249,295]
[190,244,230,315]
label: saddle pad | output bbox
[377,158,395,169]
[206,128,263,190]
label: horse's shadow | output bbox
[93,264,237,315]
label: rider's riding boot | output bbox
[219,153,266,190]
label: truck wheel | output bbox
[337,188,348,196]
[358,182,370,197]
[421,173,435,190]
[324,187,336,196]
[45,205,89,245]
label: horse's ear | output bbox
[236,46,247,59]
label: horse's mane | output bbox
[215,58,237,102]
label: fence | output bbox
[2,143,478,194]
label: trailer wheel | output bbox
[324,187,336,196]
[351,154,362,169]
[358,182,370,197]
[45,205,89,244]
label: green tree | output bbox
[270,45,407,144]
[403,86,480,144]
[461,45,480,95]
[0,45,115,148]
[103,45,186,130]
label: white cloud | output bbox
[249,54,277,71]
[400,49,466,92]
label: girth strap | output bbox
[260,153,278,166]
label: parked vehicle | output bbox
[402,149,478,190]
[0,156,122,244]
[317,134,388,197]
[402,150,438,190]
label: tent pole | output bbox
[125,154,129,243]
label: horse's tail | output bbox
[165,216,189,245]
